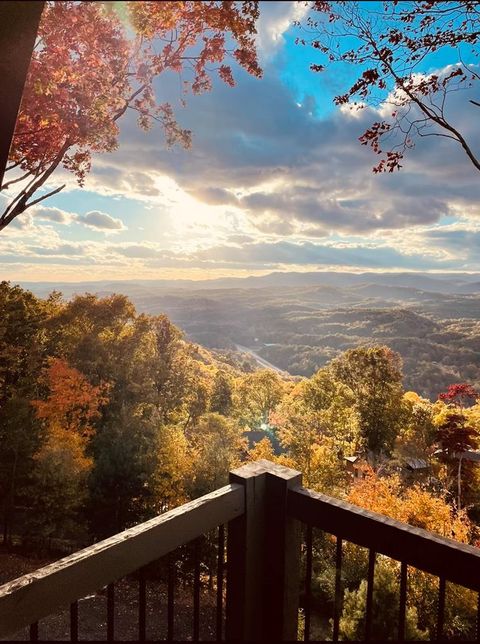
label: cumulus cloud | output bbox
[78,210,126,231]
[8,16,480,278]
[255,1,311,61]
[32,206,75,224]
[82,63,480,246]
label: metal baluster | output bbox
[29,622,38,642]
[437,577,446,641]
[216,525,225,642]
[365,550,376,642]
[70,600,78,642]
[139,566,146,642]
[167,552,175,641]
[476,591,480,642]
[332,537,343,643]
[193,539,201,642]
[304,524,313,642]
[107,582,115,641]
[398,562,407,642]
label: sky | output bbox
[2,1,480,283]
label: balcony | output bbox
[1,460,480,642]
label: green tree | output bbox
[187,413,245,497]
[339,558,428,641]
[234,370,284,427]
[88,405,161,538]
[330,346,405,456]
[210,370,233,416]
[0,282,50,543]
[302,368,361,449]
[275,371,361,494]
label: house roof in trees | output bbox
[345,456,359,464]
[404,458,428,471]
[454,450,480,463]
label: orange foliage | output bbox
[348,471,472,543]
[3,1,261,229]
[32,358,108,439]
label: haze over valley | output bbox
[24,271,480,400]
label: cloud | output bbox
[99,238,459,272]
[27,243,86,257]
[189,240,458,270]
[10,20,480,278]
[255,1,311,61]
[79,63,480,246]
[33,206,75,224]
[78,210,126,231]
[113,244,163,259]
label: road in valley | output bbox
[235,344,289,375]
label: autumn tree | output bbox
[29,358,107,539]
[434,408,478,509]
[1,1,261,230]
[0,282,52,543]
[395,391,436,459]
[438,383,479,408]
[234,370,285,428]
[301,1,480,173]
[153,423,190,513]
[210,369,233,416]
[275,373,361,494]
[329,346,405,456]
[247,436,278,462]
[186,413,245,498]
[342,471,476,639]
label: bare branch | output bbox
[25,184,66,209]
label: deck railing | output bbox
[1,460,480,641]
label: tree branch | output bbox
[25,183,66,209]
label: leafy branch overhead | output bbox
[0,1,261,231]
[299,1,480,173]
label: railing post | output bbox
[265,462,302,641]
[225,460,302,641]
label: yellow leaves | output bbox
[404,390,421,404]
[247,437,277,462]
[35,425,93,478]
[348,472,472,544]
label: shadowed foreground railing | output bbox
[1,460,480,641]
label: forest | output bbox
[2,281,480,639]
[32,273,480,400]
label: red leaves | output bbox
[9,0,262,192]
[359,120,404,173]
[372,151,403,174]
[218,65,235,87]
[305,1,480,174]
[438,383,479,406]
[359,120,392,153]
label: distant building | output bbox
[453,450,480,463]
[344,455,369,480]
[401,457,429,483]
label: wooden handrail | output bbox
[287,485,480,591]
[0,483,244,638]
